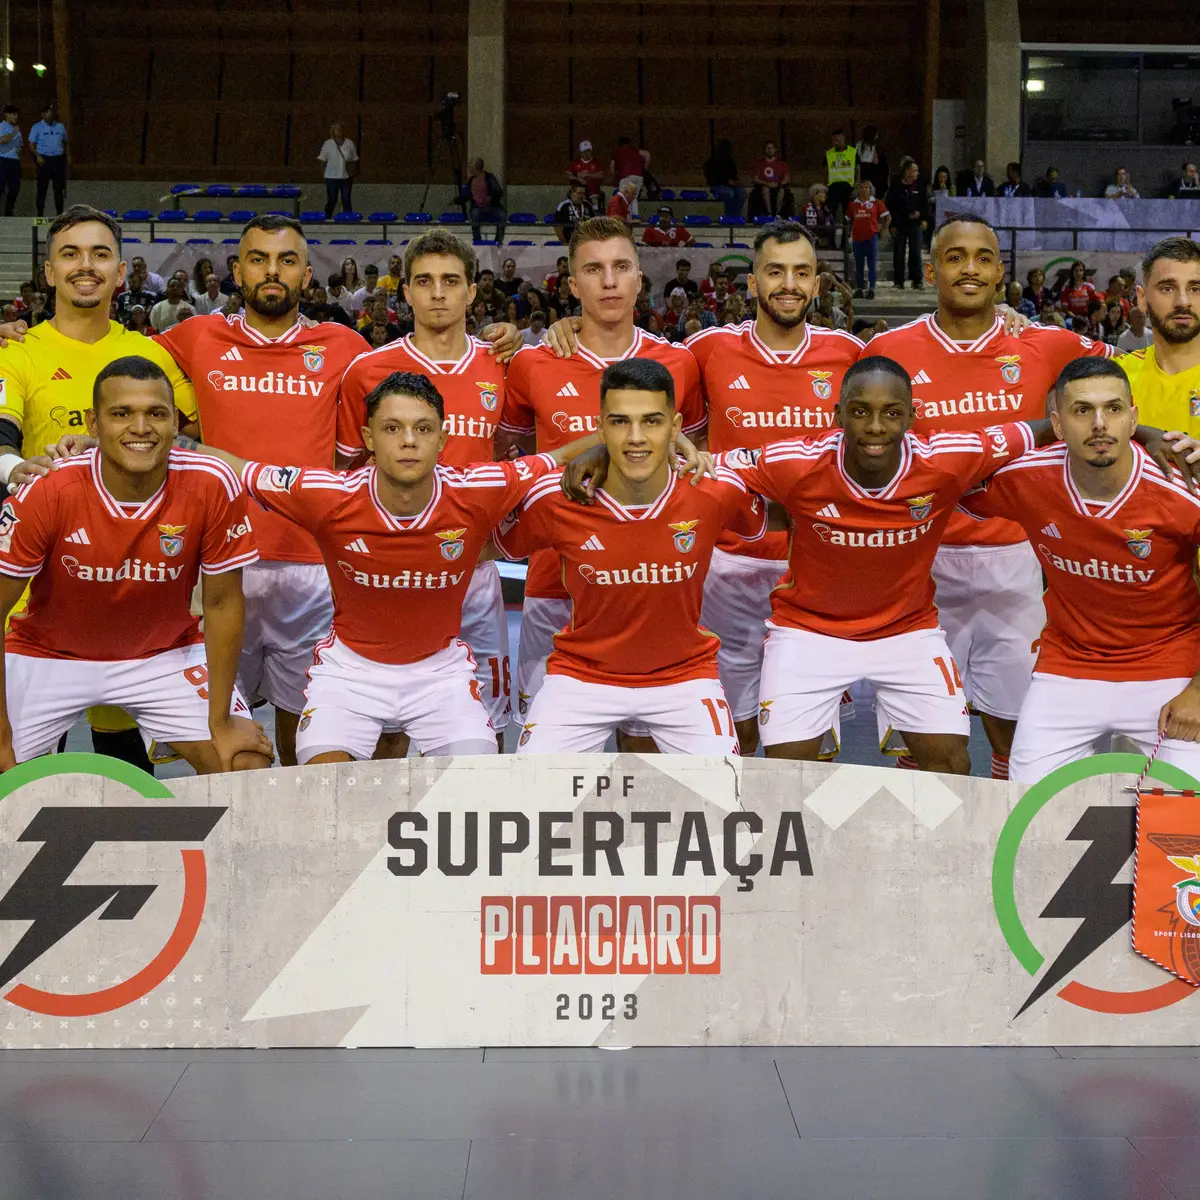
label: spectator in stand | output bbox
[931,166,953,201]
[148,277,189,332]
[462,157,505,243]
[521,309,548,346]
[697,262,724,301]
[802,183,836,248]
[605,178,638,224]
[846,179,890,299]
[824,130,856,240]
[543,255,569,296]
[317,122,357,218]
[1039,302,1066,328]
[1036,166,1068,198]
[720,294,747,326]
[1101,299,1129,347]
[568,141,606,208]
[220,290,242,317]
[379,254,404,297]
[471,269,503,320]
[10,281,35,318]
[686,296,717,333]
[633,281,661,334]
[1085,299,1107,341]
[0,104,21,217]
[326,271,359,318]
[340,257,361,291]
[1116,305,1153,352]
[360,295,403,344]
[885,158,928,289]
[131,255,166,295]
[748,141,793,219]
[191,273,225,316]
[1023,267,1052,311]
[856,126,887,195]
[28,102,67,216]
[642,205,694,248]
[353,263,381,311]
[1105,274,1131,317]
[554,275,580,318]
[998,162,1031,198]
[957,158,994,198]
[610,135,649,218]
[189,257,214,301]
[125,304,152,334]
[494,258,524,300]
[1104,166,1140,199]
[663,288,689,340]
[115,264,159,323]
[1057,259,1099,319]
[1005,281,1036,320]
[703,271,734,315]
[703,139,746,220]
[214,254,236,295]
[664,258,699,302]
[554,182,594,244]
[1170,162,1200,198]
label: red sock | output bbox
[896,754,920,770]
[991,753,1010,780]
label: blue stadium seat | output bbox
[718,215,743,227]
[158,210,188,221]
[509,239,534,246]
[271,185,301,198]
[681,189,709,201]
[509,212,537,225]
[645,215,661,226]
[543,213,557,224]
[228,210,256,223]
[151,238,177,244]
[192,209,224,222]
[438,212,466,224]
[692,241,715,248]
[236,185,267,197]
[683,214,712,226]
[333,211,363,223]
[206,184,234,197]
[186,238,214,244]
[121,209,153,221]
[328,239,357,245]
[171,183,201,194]
[306,238,320,245]
[364,238,393,245]
[300,211,327,223]
[367,211,398,223]
[222,237,240,244]
[729,242,750,249]
[102,209,118,218]
[544,240,564,247]
[753,214,775,225]
[267,210,291,217]
[121,236,142,244]
[659,189,677,201]
[405,212,434,223]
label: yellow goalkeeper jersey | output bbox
[1117,344,1200,437]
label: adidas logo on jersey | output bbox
[815,503,841,520]
[1041,523,1062,539]
[50,367,72,381]
[344,537,370,554]
[555,382,580,398]
[64,527,91,545]
[910,370,932,385]
[580,535,605,551]
[220,347,244,362]
[729,375,751,390]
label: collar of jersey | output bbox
[574,327,645,369]
[88,448,166,521]
[1061,442,1144,519]
[229,313,305,347]
[748,320,811,366]
[594,471,675,520]
[924,311,1003,355]
[835,431,913,500]
[401,333,479,375]
[368,465,443,530]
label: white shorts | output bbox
[518,674,739,755]
[240,561,334,716]
[461,562,512,730]
[1011,673,1200,785]
[297,636,496,764]
[700,548,786,722]
[932,543,1044,721]
[515,596,571,719]
[758,624,970,747]
[6,644,250,764]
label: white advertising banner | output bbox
[0,752,1195,1049]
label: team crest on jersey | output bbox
[1190,389,1200,418]
[518,689,531,715]
[436,527,467,560]
[300,344,326,373]
[758,700,773,726]
[298,707,315,732]
[1124,528,1153,559]
[669,520,699,553]
[518,723,535,748]
[476,381,499,411]
[995,354,1022,385]
[157,523,186,556]
[906,494,935,522]
[808,370,833,400]
[0,505,18,553]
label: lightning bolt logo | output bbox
[1016,805,1134,1016]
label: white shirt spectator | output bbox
[145,271,166,294]
[352,283,380,310]
[328,284,360,316]
[149,297,187,331]
[1117,325,1154,352]
[191,291,225,316]
[319,136,357,180]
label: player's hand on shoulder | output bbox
[1159,683,1200,743]
[560,444,609,504]
[1162,432,1200,466]
[0,318,28,348]
[480,321,522,364]
[1141,427,1200,494]
[997,304,1032,336]
[672,432,718,486]
[210,714,275,773]
[543,316,583,358]
[8,455,54,491]
[44,433,95,461]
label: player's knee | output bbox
[934,743,972,775]
[231,750,272,772]
[735,718,759,755]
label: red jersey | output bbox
[688,320,863,560]
[499,330,707,599]
[1058,281,1099,318]
[642,224,694,248]
[867,313,1111,546]
[156,313,367,565]
[717,421,1035,640]
[241,455,554,665]
[0,448,256,661]
[569,157,605,194]
[753,158,789,185]
[959,443,1200,681]
[606,193,632,221]
[334,335,503,468]
[846,198,888,241]
[612,145,645,180]
[495,468,766,687]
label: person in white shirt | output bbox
[130,255,166,295]
[326,271,360,317]
[1116,305,1154,352]
[352,264,380,311]
[149,278,189,332]
[521,310,547,346]
[318,123,358,218]
[191,273,225,316]
[1104,166,1140,199]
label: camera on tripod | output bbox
[438,92,461,140]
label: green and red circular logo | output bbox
[993,753,1199,1016]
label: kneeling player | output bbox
[960,357,1200,782]
[500,358,765,754]
[0,357,272,771]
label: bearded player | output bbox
[868,214,1112,778]
[498,358,764,754]
[960,357,1200,782]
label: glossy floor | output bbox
[0,1046,1197,1199]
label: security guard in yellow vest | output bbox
[825,130,858,249]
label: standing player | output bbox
[960,358,1200,781]
[0,357,271,771]
[1118,237,1200,435]
[334,231,513,736]
[496,216,707,726]
[868,214,1112,778]
[499,359,764,754]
